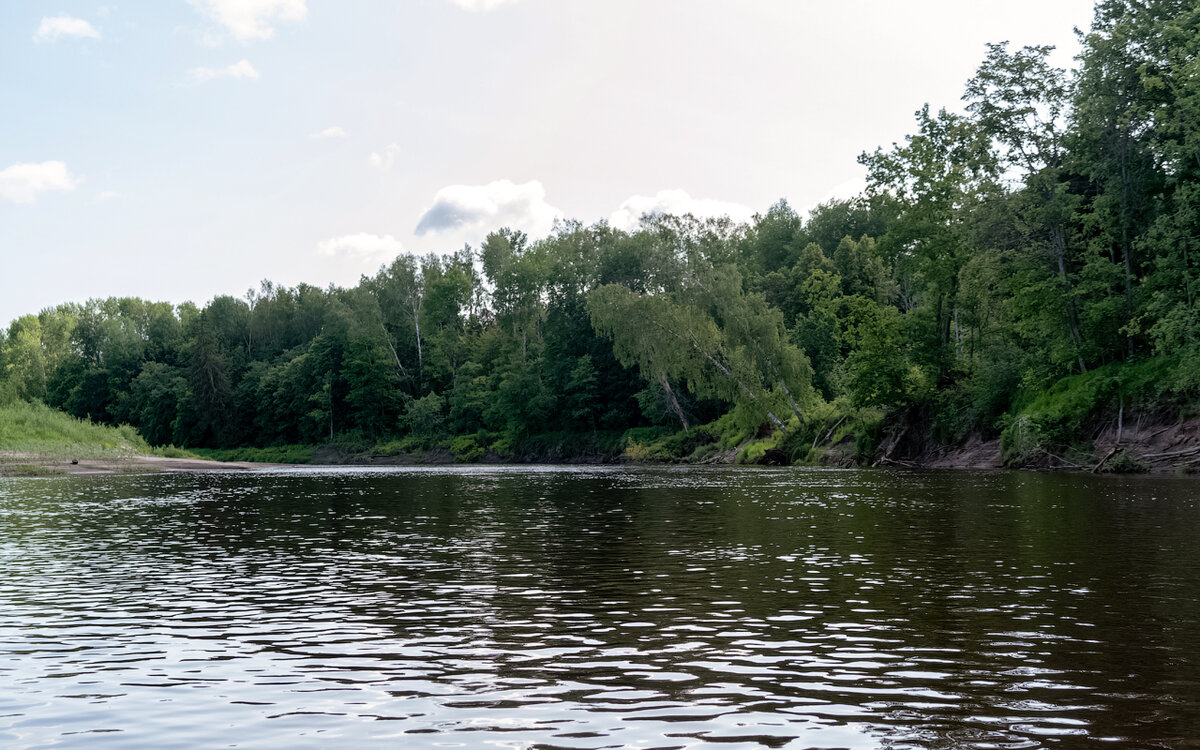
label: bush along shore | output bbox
[3,359,1197,475]
[2,2,1199,477]
[179,358,1200,475]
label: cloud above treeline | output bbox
[415,179,561,239]
[189,59,260,83]
[369,144,402,172]
[446,0,524,11]
[189,0,307,41]
[609,190,756,232]
[317,233,404,263]
[413,181,757,242]
[0,161,82,204]
[34,16,101,42]
[311,126,347,139]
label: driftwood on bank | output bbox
[871,424,909,467]
[1091,447,1118,473]
[1144,446,1200,459]
[1040,448,1084,469]
[812,415,848,453]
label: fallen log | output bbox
[1040,449,1083,469]
[1144,445,1200,459]
[1091,447,1118,473]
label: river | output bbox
[1,466,1198,748]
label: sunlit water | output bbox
[1,466,1198,748]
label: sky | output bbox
[1,0,1097,325]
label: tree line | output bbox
[2,0,1198,459]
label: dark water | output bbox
[1,467,1198,749]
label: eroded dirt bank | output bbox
[868,411,1200,474]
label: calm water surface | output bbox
[1,466,1198,748]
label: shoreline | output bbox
[0,453,280,477]
[5,420,1198,477]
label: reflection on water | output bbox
[1,466,1198,748]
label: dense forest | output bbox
[3,0,1199,468]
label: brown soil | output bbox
[1090,413,1200,473]
[878,411,1200,474]
[922,435,1003,470]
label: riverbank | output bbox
[0,401,276,477]
[0,453,276,477]
[5,363,1197,476]
[864,413,1200,474]
[202,410,1198,475]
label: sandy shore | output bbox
[1,453,279,476]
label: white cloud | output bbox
[312,126,348,139]
[189,0,307,41]
[801,175,868,217]
[415,179,561,239]
[369,144,401,172]
[34,16,101,42]
[0,161,82,204]
[317,233,404,263]
[189,59,260,83]
[96,190,121,201]
[447,0,522,10]
[609,189,756,232]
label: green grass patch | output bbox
[0,400,150,463]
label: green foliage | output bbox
[841,297,929,408]
[621,425,675,461]
[402,391,447,448]
[737,438,776,464]
[487,431,517,458]
[448,433,485,463]
[1000,357,1176,463]
[190,445,316,464]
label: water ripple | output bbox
[1,467,1199,747]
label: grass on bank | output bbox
[0,399,149,460]
[0,400,197,473]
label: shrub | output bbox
[448,434,485,463]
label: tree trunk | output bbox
[1119,133,1134,360]
[1186,238,1195,344]
[412,306,423,375]
[659,371,689,435]
[380,323,408,379]
[779,380,804,423]
[1051,224,1087,373]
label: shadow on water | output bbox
[1,467,1198,748]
